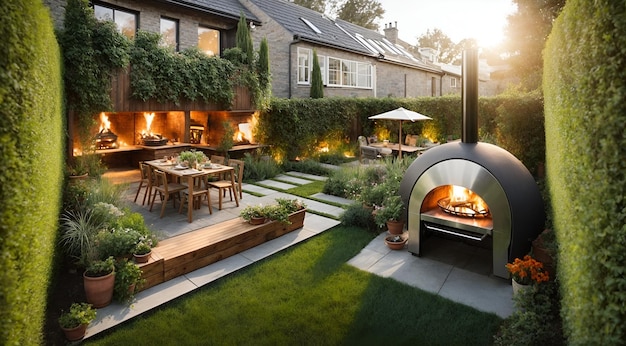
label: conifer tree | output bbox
[310,50,324,98]
[236,13,254,65]
[257,37,270,91]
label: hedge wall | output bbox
[258,94,544,175]
[544,1,626,344]
[0,1,64,345]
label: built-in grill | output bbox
[399,50,545,278]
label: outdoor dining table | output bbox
[369,142,429,156]
[145,159,239,223]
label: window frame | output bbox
[93,2,138,39]
[297,47,311,85]
[197,25,220,56]
[160,16,179,51]
[450,77,457,88]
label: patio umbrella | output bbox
[368,107,432,159]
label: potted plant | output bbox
[114,259,145,303]
[178,150,207,168]
[239,204,267,224]
[58,302,97,341]
[374,195,405,234]
[505,255,550,295]
[95,227,144,259]
[83,256,116,308]
[384,234,407,250]
[133,240,153,263]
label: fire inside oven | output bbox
[95,112,118,149]
[421,185,493,242]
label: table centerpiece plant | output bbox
[178,150,207,168]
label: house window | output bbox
[297,48,311,84]
[450,77,457,88]
[327,57,372,88]
[198,26,219,56]
[93,3,137,39]
[160,17,179,51]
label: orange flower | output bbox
[505,255,549,285]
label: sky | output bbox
[377,0,517,49]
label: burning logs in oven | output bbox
[95,128,118,149]
[437,197,489,218]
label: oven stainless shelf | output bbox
[421,208,493,239]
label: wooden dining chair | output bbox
[228,159,245,200]
[207,161,240,210]
[179,174,212,215]
[134,162,153,205]
[149,170,187,218]
[209,155,226,180]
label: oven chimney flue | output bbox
[462,49,479,143]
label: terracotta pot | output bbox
[249,216,266,225]
[60,323,88,341]
[384,235,407,250]
[83,271,115,308]
[133,251,152,264]
[386,220,404,235]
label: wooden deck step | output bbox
[137,210,306,290]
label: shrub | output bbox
[113,259,144,303]
[241,153,282,181]
[95,228,144,259]
[340,204,374,230]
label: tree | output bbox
[415,28,458,64]
[335,0,384,30]
[310,50,324,98]
[293,0,327,13]
[257,37,271,92]
[236,12,254,65]
[502,0,566,91]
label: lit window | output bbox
[297,48,311,84]
[160,17,179,51]
[198,27,220,56]
[94,3,137,39]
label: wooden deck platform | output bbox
[136,209,306,291]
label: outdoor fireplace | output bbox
[95,113,118,149]
[140,112,168,146]
[399,50,544,278]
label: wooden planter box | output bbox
[137,209,306,290]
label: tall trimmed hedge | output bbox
[0,1,64,345]
[544,1,626,344]
[258,94,544,176]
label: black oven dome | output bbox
[400,141,545,278]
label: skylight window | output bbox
[366,39,385,54]
[382,38,404,55]
[354,33,379,55]
[300,17,322,34]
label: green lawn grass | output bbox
[86,226,502,345]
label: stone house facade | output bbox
[44,0,494,99]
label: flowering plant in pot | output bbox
[58,302,96,341]
[506,255,550,286]
[374,195,404,234]
[239,204,267,224]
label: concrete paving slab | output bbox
[256,179,297,190]
[286,171,328,181]
[274,174,312,185]
[311,193,354,206]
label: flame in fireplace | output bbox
[99,112,111,132]
[233,123,253,144]
[143,112,155,136]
